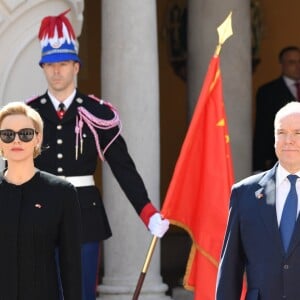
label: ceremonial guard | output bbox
[26,9,169,300]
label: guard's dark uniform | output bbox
[27,90,156,243]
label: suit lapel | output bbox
[257,165,285,254]
[279,77,296,100]
[287,209,300,256]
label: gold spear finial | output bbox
[215,11,233,56]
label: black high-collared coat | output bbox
[0,171,81,300]
[27,91,152,243]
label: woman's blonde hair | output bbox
[0,101,43,158]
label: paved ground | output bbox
[172,287,194,300]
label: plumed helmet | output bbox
[38,9,80,66]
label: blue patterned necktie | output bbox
[280,174,299,252]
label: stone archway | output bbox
[0,0,84,104]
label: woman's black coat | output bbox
[0,170,82,300]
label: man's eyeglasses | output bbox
[0,128,37,143]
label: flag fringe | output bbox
[169,218,220,291]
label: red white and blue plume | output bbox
[38,9,80,65]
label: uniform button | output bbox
[57,139,63,144]
[283,264,289,269]
[57,125,62,130]
[76,97,83,104]
[57,153,63,159]
[57,167,63,173]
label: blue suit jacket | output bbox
[216,164,300,300]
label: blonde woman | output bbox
[0,102,82,300]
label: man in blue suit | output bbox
[216,101,300,299]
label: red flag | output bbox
[161,55,236,299]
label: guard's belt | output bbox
[58,175,95,187]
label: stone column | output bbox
[188,0,252,180]
[100,1,171,299]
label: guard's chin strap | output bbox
[75,101,122,161]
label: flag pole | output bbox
[132,236,158,300]
[131,11,233,300]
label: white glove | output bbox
[148,212,169,238]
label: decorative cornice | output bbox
[2,0,26,12]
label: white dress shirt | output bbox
[276,163,300,226]
[47,90,76,111]
[283,76,299,99]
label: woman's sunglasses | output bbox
[0,128,37,143]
